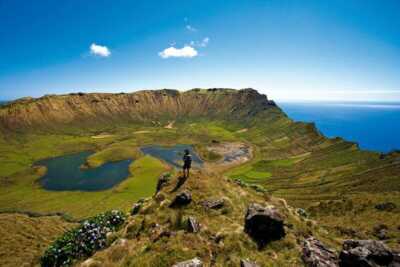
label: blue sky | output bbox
[1,0,400,101]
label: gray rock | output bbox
[373,225,389,240]
[170,191,192,208]
[389,252,400,267]
[375,202,396,212]
[240,259,260,267]
[244,203,285,247]
[130,203,141,215]
[156,173,170,193]
[297,208,308,218]
[172,257,203,267]
[186,216,200,233]
[339,239,394,267]
[201,199,224,209]
[302,237,339,267]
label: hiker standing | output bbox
[182,149,192,178]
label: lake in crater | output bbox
[141,144,203,168]
[37,151,132,191]
[37,145,203,191]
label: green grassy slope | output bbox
[0,213,76,267]
[0,88,399,265]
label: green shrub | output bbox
[41,210,126,267]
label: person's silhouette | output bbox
[182,149,192,178]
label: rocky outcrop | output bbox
[169,191,192,208]
[244,203,285,247]
[172,257,203,267]
[339,239,398,267]
[301,237,339,267]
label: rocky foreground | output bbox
[40,170,400,267]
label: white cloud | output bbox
[159,46,198,59]
[186,25,197,32]
[188,37,210,48]
[199,37,209,47]
[90,43,111,57]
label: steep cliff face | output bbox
[0,88,277,133]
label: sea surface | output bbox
[279,102,400,153]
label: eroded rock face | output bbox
[244,203,285,247]
[0,89,275,133]
[339,240,395,267]
[170,191,192,208]
[240,259,260,267]
[172,257,203,267]
[302,237,339,267]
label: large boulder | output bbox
[244,203,285,247]
[172,257,203,267]
[339,239,396,267]
[302,237,339,267]
[170,191,192,208]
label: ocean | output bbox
[279,102,400,153]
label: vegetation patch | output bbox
[227,162,272,183]
[0,213,76,267]
[41,210,126,267]
[86,145,142,168]
[194,144,222,162]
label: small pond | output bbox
[37,151,132,191]
[141,144,203,168]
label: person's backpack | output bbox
[184,154,192,164]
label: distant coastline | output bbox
[279,101,400,153]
